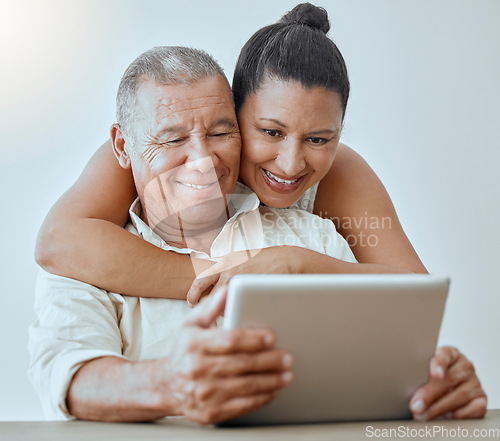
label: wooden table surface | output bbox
[1,409,499,441]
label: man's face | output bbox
[128,75,241,234]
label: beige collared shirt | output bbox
[28,184,356,420]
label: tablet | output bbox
[221,274,449,425]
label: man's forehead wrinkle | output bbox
[157,104,229,117]
[155,95,227,113]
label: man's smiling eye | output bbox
[162,138,185,146]
[263,129,282,138]
[211,132,229,137]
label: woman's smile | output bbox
[261,168,306,194]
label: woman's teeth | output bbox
[264,169,300,185]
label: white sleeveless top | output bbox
[288,182,319,213]
[235,181,319,213]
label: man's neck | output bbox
[158,225,223,255]
[140,205,230,256]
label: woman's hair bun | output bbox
[279,3,330,34]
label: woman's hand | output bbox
[186,243,410,306]
[186,247,296,306]
[410,346,487,420]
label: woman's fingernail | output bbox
[282,371,294,384]
[411,399,425,413]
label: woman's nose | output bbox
[275,139,306,177]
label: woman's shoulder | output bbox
[314,143,376,214]
[324,143,365,183]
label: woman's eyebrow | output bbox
[309,128,337,136]
[259,118,337,136]
[259,118,287,128]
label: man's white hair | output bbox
[116,46,228,143]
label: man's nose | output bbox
[184,155,217,173]
[275,138,306,177]
[184,137,219,173]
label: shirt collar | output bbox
[227,181,260,220]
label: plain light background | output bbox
[0,0,498,420]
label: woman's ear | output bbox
[110,123,131,169]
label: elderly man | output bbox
[29,46,356,424]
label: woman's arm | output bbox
[314,143,428,273]
[35,140,202,299]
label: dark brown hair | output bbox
[232,3,349,119]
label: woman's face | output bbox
[237,77,343,208]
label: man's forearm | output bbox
[67,356,179,422]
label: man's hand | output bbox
[67,286,293,423]
[164,286,294,424]
[409,346,487,420]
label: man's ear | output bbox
[110,123,131,169]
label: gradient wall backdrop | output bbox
[0,0,498,420]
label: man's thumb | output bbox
[184,285,227,328]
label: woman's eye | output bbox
[211,132,228,137]
[307,137,328,145]
[263,129,282,138]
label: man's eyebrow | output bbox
[155,125,185,137]
[210,118,238,129]
[144,125,186,145]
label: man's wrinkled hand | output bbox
[163,286,294,424]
